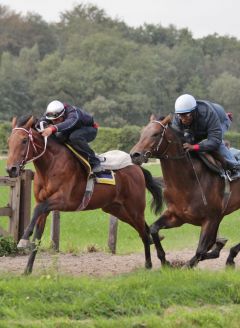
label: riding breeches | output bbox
[55,127,100,167]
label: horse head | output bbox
[131,114,184,165]
[6,115,42,177]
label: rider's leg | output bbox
[218,142,240,168]
[68,128,101,171]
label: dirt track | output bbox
[0,249,239,276]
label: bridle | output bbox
[12,126,48,169]
[151,120,207,205]
[151,120,186,160]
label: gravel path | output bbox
[0,249,239,276]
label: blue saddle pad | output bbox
[94,170,115,185]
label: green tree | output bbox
[0,52,32,119]
[209,72,240,130]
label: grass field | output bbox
[1,159,240,327]
[0,269,239,327]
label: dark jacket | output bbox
[172,100,226,152]
[43,104,94,133]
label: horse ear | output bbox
[149,114,156,122]
[11,117,17,129]
[24,116,35,129]
[162,114,173,125]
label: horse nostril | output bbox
[131,152,141,159]
[6,166,18,177]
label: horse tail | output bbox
[140,167,163,215]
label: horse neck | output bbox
[32,136,59,172]
[158,128,194,185]
[32,134,82,179]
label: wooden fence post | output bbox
[108,215,118,254]
[18,169,34,240]
[51,210,60,251]
[8,176,21,241]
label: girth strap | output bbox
[77,177,95,210]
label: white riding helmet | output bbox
[175,94,197,114]
[45,100,65,120]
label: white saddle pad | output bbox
[98,150,133,170]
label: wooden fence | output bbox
[0,170,33,241]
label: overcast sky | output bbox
[1,0,240,39]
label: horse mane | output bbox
[170,125,185,142]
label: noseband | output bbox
[12,127,47,168]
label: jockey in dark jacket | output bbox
[172,94,240,180]
[40,100,101,172]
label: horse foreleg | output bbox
[24,213,48,275]
[150,212,183,266]
[226,243,240,267]
[186,220,219,268]
[18,201,49,249]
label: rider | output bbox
[40,100,102,173]
[172,94,240,180]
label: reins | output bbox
[12,125,48,167]
[187,152,208,206]
[152,120,208,206]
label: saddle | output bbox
[197,152,226,178]
[196,152,240,182]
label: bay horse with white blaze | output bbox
[131,114,240,268]
[7,115,163,274]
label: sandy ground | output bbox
[0,249,239,276]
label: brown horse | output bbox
[131,114,240,268]
[7,115,163,274]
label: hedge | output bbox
[91,125,141,153]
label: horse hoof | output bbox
[17,239,31,249]
[182,261,192,269]
[226,259,235,268]
[162,260,171,268]
[145,261,152,269]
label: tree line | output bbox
[1,3,240,130]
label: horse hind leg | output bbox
[142,222,153,269]
[107,205,152,269]
[127,218,152,269]
[226,243,240,267]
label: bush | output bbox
[0,236,18,256]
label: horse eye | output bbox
[152,133,160,138]
[22,138,28,145]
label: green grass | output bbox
[0,269,239,327]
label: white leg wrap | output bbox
[17,239,31,249]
